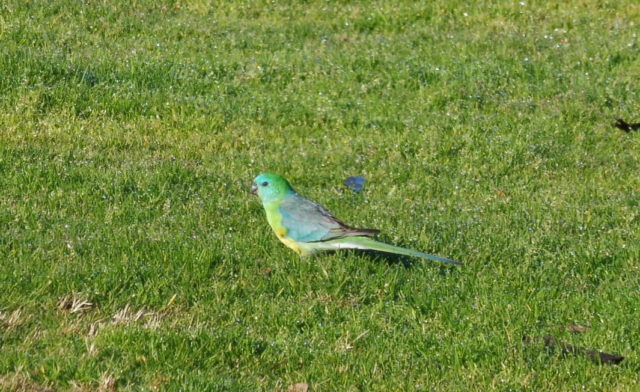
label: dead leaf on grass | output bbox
[0,373,54,392]
[98,372,117,392]
[565,324,589,333]
[287,382,309,392]
[0,308,26,330]
[58,293,94,314]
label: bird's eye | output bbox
[261,181,269,187]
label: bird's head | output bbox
[251,173,294,202]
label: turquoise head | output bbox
[251,173,295,203]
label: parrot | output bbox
[251,173,462,266]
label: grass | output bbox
[1,0,640,390]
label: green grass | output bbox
[1,0,640,390]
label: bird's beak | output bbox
[250,182,258,195]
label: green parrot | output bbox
[251,173,462,266]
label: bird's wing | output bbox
[279,193,378,242]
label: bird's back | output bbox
[279,193,379,243]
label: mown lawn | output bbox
[1,0,639,390]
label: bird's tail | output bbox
[326,236,462,266]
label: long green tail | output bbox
[327,236,463,266]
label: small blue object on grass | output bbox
[344,176,366,192]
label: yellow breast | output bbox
[277,234,302,255]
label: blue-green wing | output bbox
[279,194,378,243]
